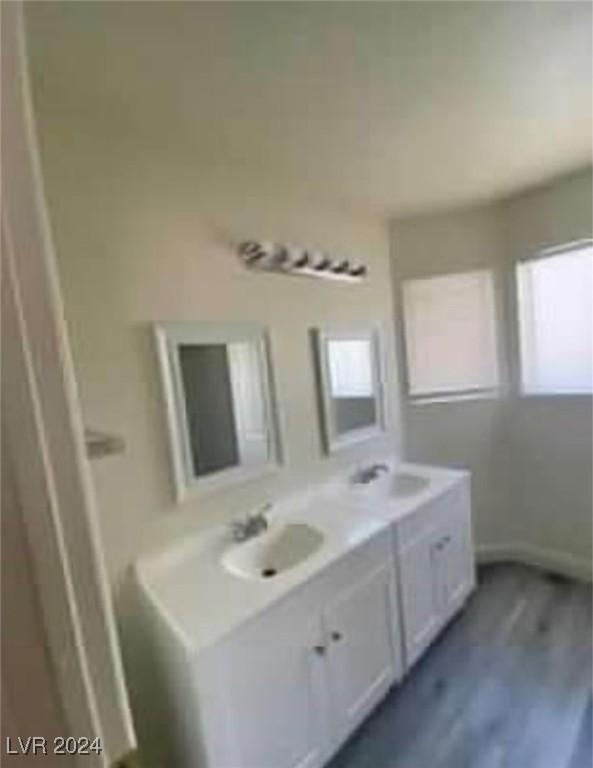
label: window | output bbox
[327,339,373,397]
[402,270,499,399]
[517,242,593,395]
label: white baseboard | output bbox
[477,543,592,583]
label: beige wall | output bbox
[24,10,401,588]
[391,205,512,549]
[391,169,593,573]
[502,170,593,565]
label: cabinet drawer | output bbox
[395,480,468,549]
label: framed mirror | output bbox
[312,328,385,453]
[155,322,282,501]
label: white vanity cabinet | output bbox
[398,530,442,665]
[323,563,396,744]
[186,534,401,768]
[206,590,327,768]
[130,465,475,768]
[395,476,475,668]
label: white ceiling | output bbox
[26,1,592,217]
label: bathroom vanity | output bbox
[130,463,475,768]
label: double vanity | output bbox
[130,462,475,768]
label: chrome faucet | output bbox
[230,504,271,542]
[350,463,389,485]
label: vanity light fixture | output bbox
[237,240,368,283]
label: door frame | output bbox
[1,3,135,764]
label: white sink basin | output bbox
[222,522,324,581]
[389,472,430,498]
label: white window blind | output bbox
[517,243,593,395]
[402,270,499,398]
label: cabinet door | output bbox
[323,564,397,745]
[439,504,474,621]
[399,531,442,668]
[217,605,327,768]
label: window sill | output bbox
[408,389,501,406]
[519,390,593,399]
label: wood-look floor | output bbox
[329,563,592,768]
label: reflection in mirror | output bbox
[314,329,384,453]
[327,339,377,435]
[155,324,281,500]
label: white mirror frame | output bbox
[312,327,386,454]
[154,322,283,502]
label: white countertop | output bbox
[134,462,469,653]
[327,462,467,518]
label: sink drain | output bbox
[261,567,277,579]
